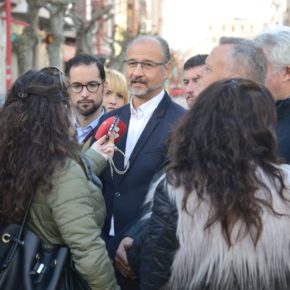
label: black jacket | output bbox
[276,98,290,164]
[138,179,179,290]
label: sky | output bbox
[162,0,275,53]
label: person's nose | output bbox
[109,96,117,105]
[185,82,194,94]
[80,86,90,97]
[132,63,145,76]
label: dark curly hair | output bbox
[166,78,286,246]
[0,69,80,227]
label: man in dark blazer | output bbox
[254,27,290,164]
[90,34,185,290]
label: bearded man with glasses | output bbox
[65,54,107,148]
[90,35,186,290]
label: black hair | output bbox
[65,54,106,81]
[183,54,208,70]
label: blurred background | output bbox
[0,0,289,105]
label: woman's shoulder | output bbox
[48,158,102,206]
[54,158,85,182]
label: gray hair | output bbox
[220,37,267,85]
[254,26,290,74]
[126,35,171,63]
[219,36,249,45]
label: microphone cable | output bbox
[108,146,130,178]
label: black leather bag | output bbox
[0,199,90,290]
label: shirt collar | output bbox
[130,89,164,118]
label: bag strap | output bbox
[16,193,34,240]
[0,194,35,270]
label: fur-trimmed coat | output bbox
[140,164,290,290]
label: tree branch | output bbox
[83,4,113,33]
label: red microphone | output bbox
[95,116,126,143]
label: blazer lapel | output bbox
[113,93,171,184]
[127,93,171,170]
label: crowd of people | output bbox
[0,26,290,290]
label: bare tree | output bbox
[69,1,113,56]
[44,0,72,67]
[104,26,135,71]
[11,0,120,73]
[12,0,45,73]
[12,0,70,72]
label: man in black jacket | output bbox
[254,27,290,164]
[90,34,185,290]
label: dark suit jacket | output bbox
[276,98,290,164]
[90,92,185,256]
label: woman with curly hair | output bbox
[0,68,119,290]
[140,78,290,290]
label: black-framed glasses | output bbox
[69,81,104,94]
[40,66,64,91]
[123,59,167,71]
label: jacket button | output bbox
[114,192,120,197]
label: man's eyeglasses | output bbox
[40,66,64,91]
[69,81,104,94]
[123,60,167,71]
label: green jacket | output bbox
[27,149,118,290]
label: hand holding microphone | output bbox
[94,116,126,143]
[94,115,129,177]
[91,132,115,160]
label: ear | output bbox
[285,66,290,81]
[163,62,171,80]
[279,65,290,83]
